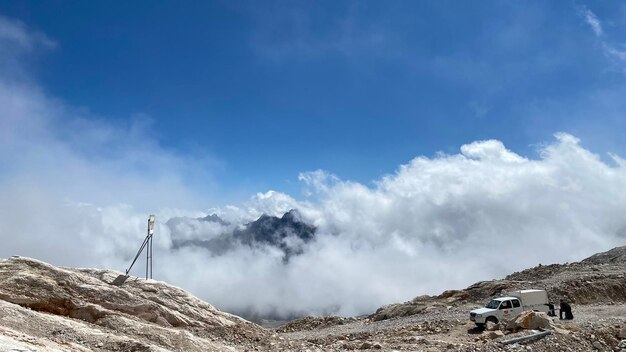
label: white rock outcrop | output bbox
[0,256,268,351]
[506,311,555,331]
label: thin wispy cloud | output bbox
[246,3,402,62]
[581,6,603,37]
[603,44,626,65]
[602,54,626,77]
[0,15,56,80]
[579,6,626,74]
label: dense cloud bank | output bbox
[158,134,626,318]
[1,15,626,319]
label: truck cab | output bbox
[469,289,549,327]
[470,297,523,326]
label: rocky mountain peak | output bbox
[168,209,317,262]
[233,209,316,261]
[199,213,230,226]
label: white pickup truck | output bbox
[469,289,550,327]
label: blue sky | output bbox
[2,1,626,201]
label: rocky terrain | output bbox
[0,246,625,351]
[276,246,626,352]
[0,256,276,351]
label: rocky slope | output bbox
[1,246,625,351]
[369,246,626,322]
[276,246,626,352]
[0,256,273,351]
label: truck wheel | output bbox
[486,316,498,324]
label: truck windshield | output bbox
[485,300,501,309]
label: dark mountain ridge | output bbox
[168,209,316,261]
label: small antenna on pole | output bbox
[112,214,156,286]
[146,214,155,279]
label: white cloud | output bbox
[579,6,626,74]
[0,16,55,80]
[0,16,55,50]
[581,7,603,37]
[0,15,211,268]
[604,44,626,62]
[460,139,525,163]
[160,132,626,319]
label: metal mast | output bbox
[124,214,156,279]
[146,214,155,279]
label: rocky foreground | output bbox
[0,257,273,351]
[0,247,625,351]
[279,246,626,351]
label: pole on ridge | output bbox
[112,214,155,286]
[146,214,155,279]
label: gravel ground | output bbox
[280,305,470,340]
[275,304,626,351]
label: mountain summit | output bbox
[232,210,316,259]
[168,209,316,261]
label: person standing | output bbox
[560,299,574,320]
